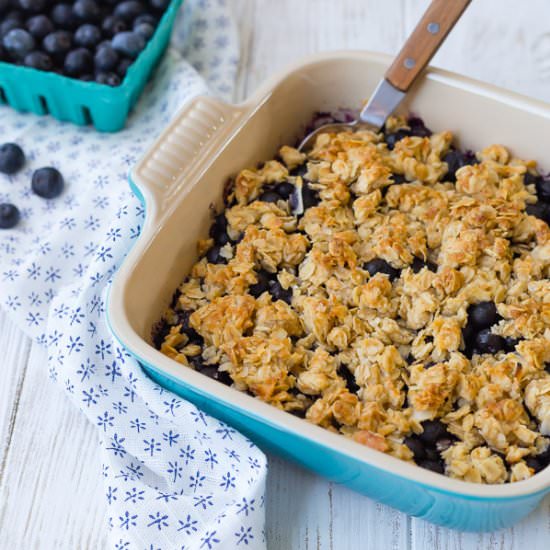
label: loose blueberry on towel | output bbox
[31,166,65,199]
[474,329,505,355]
[363,258,400,282]
[467,301,499,329]
[2,28,35,59]
[442,149,477,182]
[0,203,21,229]
[0,143,25,174]
[26,15,54,39]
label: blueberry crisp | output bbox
[155,115,550,484]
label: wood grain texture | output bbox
[2,0,550,548]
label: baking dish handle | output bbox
[130,95,244,225]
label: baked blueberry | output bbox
[249,269,271,298]
[268,278,292,304]
[468,301,499,329]
[209,213,230,245]
[112,30,145,58]
[275,181,294,199]
[0,203,20,229]
[474,329,505,354]
[64,47,92,76]
[535,176,550,202]
[23,50,52,70]
[73,0,101,22]
[392,173,407,184]
[443,149,477,182]
[94,44,118,72]
[95,71,121,86]
[290,162,307,178]
[411,256,437,273]
[337,364,360,394]
[385,128,411,150]
[31,166,64,199]
[435,437,454,452]
[419,420,449,446]
[363,258,400,282]
[114,1,145,22]
[526,202,550,225]
[0,143,25,174]
[289,181,319,214]
[74,23,101,48]
[26,15,54,39]
[101,15,127,37]
[404,435,426,461]
[2,28,35,59]
[133,21,154,39]
[198,365,232,385]
[258,189,280,203]
[206,244,226,264]
[407,116,432,137]
[504,336,520,352]
[43,30,73,58]
[50,3,77,30]
[418,459,444,474]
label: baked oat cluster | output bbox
[155,114,550,484]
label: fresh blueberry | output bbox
[74,23,101,48]
[150,0,170,10]
[95,71,121,86]
[64,47,92,76]
[114,0,145,22]
[0,0,11,12]
[73,0,100,22]
[17,0,48,12]
[0,203,20,229]
[418,459,444,474]
[26,15,54,39]
[258,189,280,203]
[337,364,360,394]
[2,28,35,59]
[101,15,127,37]
[268,278,292,304]
[411,257,437,273]
[133,21,154,39]
[535,176,550,202]
[43,30,73,57]
[206,244,226,264]
[275,181,294,199]
[363,258,400,282]
[134,13,157,26]
[443,149,477,182]
[94,45,119,74]
[249,269,271,298]
[112,30,145,58]
[407,116,432,137]
[419,420,449,446]
[116,57,133,77]
[474,329,506,355]
[0,143,25,174]
[468,301,499,329]
[385,128,411,150]
[526,202,550,225]
[23,50,52,70]
[0,19,22,38]
[31,166,64,199]
[50,3,77,30]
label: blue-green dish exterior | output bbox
[113,176,550,533]
[0,0,183,132]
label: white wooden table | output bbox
[2,1,550,548]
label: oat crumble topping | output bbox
[155,114,550,484]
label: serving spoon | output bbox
[298,0,472,151]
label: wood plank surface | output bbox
[2,0,550,548]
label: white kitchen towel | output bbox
[0,1,268,549]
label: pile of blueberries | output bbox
[0,0,170,86]
[0,142,64,229]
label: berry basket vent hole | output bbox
[0,88,7,104]
[82,106,93,126]
[38,96,49,114]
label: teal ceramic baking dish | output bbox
[108,51,550,532]
[0,0,183,132]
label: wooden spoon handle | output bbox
[385,0,471,92]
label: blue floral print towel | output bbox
[0,1,267,549]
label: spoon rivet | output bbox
[404,57,416,69]
[427,22,440,34]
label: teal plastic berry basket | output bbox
[0,0,183,132]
